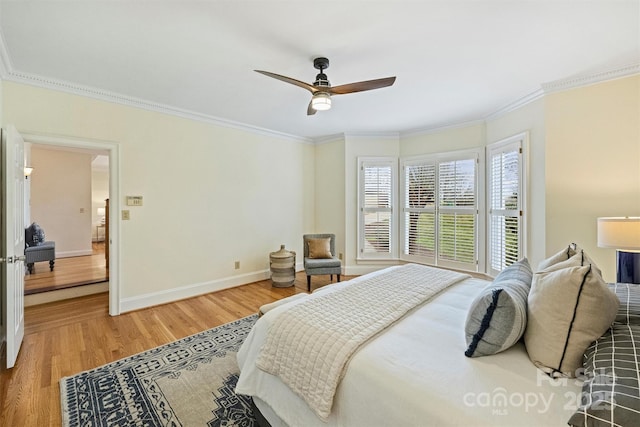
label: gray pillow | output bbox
[465,258,533,357]
[610,283,640,325]
[25,222,45,247]
[568,323,640,426]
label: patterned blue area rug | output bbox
[60,315,259,427]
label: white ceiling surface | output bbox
[1,1,638,140]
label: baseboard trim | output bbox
[120,269,271,313]
[56,249,94,258]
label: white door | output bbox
[1,125,26,368]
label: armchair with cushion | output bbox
[24,222,55,274]
[303,233,341,292]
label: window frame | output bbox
[357,157,398,260]
[400,149,482,272]
[486,132,528,276]
[401,158,437,265]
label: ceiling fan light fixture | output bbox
[255,57,395,115]
[311,92,331,111]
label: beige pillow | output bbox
[537,244,577,271]
[307,238,332,259]
[537,244,603,278]
[572,244,603,278]
[524,264,619,378]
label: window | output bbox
[403,161,436,263]
[358,135,526,275]
[437,157,477,269]
[401,151,479,271]
[358,158,397,258]
[487,133,526,276]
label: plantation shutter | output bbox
[488,137,523,275]
[402,162,436,263]
[400,152,478,271]
[359,159,395,257]
[437,157,477,270]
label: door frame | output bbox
[23,132,121,316]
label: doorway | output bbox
[24,149,109,299]
[22,133,120,316]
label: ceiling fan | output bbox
[255,57,396,115]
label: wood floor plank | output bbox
[1,272,354,426]
[24,243,108,295]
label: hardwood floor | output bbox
[24,242,108,295]
[0,272,354,426]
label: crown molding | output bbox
[541,62,640,94]
[6,62,638,142]
[2,66,312,144]
[0,14,637,144]
[483,88,545,122]
[313,133,346,145]
[404,63,640,135]
[400,119,486,138]
[344,131,400,140]
[313,131,401,145]
[0,27,12,79]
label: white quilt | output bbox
[256,264,469,419]
[236,266,583,427]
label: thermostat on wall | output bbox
[126,196,143,206]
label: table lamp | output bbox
[597,217,640,284]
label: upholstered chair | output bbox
[303,233,341,291]
[24,222,56,274]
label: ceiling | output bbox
[0,1,638,141]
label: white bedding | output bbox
[256,264,468,420]
[236,266,583,427]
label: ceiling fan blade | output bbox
[328,76,396,95]
[255,70,317,93]
[307,100,317,116]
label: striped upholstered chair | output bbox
[303,233,341,292]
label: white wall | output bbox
[3,81,315,309]
[30,147,93,257]
[24,142,32,226]
[314,138,345,262]
[91,166,109,241]
[400,122,485,157]
[544,75,640,282]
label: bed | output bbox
[236,256,639,427]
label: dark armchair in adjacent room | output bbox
[303,233,341,292]
[24,222,55,274]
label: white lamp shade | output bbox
[97,207,106,216]
[597,217,640,250]
[311,92,331,111]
